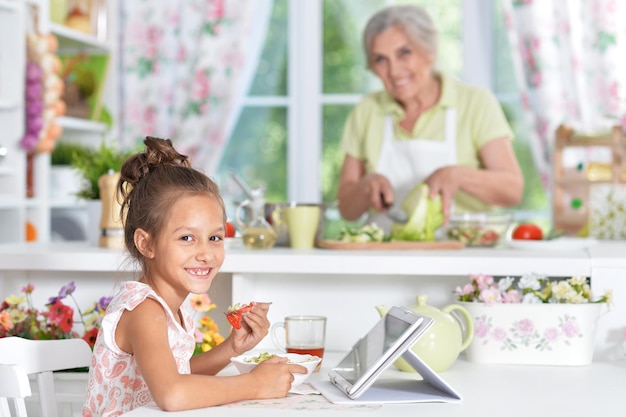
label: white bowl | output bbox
[230,352,321,389]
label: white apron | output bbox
[369,108,457,232]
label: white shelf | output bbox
[1,1,115,244]
[49,23,109,53]
[0,100,19,111]
[24,198,43,208]
[57,116,108,133]
[0,195,20,208]
[49,198,86,209]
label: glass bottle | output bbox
[235,186,277,250]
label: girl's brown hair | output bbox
[118,136,225,271]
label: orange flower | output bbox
[190,294,215,312]
[0,310,14,332]
[199,316,219,332]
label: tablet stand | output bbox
[314,346,462,404]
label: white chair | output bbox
[0,363,32,417]
[0,337,93,417]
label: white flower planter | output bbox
[460,302,607,366]
[49,166,82,200]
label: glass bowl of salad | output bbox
[443,212,513,247]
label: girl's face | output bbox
[369,25,434,105]
[146,194,226,301]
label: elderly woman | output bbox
[336,4,523,231]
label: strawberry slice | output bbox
[225,302,253,329]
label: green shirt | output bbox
[340,73,514,212]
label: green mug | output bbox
[285,206,321,249]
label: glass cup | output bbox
[271,315,326,370]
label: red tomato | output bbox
[225,221,236,238]
[512,223,543,240]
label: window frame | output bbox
[239,0,502,203]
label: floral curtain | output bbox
[501,0,626,188]
[119,0,272,175]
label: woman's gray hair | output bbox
[363,5,438,68]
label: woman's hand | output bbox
[424,138,524,223]
[230,302,271,355]
[337,155,395,220]
[360,173,396,212]
[423,166,461,223]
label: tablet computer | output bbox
[327,306,434,400]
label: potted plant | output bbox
[68,141,136,246]
[455,273,612,366]
[69,140,135,201]
[49,141,91,200]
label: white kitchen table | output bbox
[120,351,626,417]
[1,241,625,416]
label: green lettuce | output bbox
[389,183,443,241]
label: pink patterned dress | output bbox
[82,281,195,417]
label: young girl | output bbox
[82,137,305,416]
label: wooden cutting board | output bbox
[315,240,465,250]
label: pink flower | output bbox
[454,284,474,297]
[493,327,507,341]
[479,288,502,305]
[471,274,494,290]
[502,289,522,303]
[544,327,559,342]
[207,0,225,20]
[531,71,542,88]
[191,70,211,101]
[517,319,535,336]
[475,319,490,338]
[194,328,204,343]
[177,45,187,63]
[561,317,580,338]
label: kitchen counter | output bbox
[0,241,624,355]
[0,241,595,275]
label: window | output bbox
[217,0,548,232]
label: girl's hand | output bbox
[249,356,307,398]
[230,302,271,355]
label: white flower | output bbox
[522,293,543,304]
[569,276,587,286]
[565,292,588,304]
[551,281,577,302]
[518,273,543,290]
[497,276,515,292]
[459,272,611,305]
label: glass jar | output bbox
[235,186,277,250]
